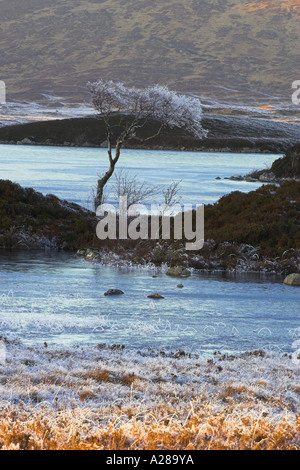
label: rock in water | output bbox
[283,273,300,286]
[259,172,276,182]
[84,249,100,261]
[104,289,124,296]
[177,284,184,288]
[147,293,164,299]
[166,266,191,277]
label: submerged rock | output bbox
[104,289,124,296]
[166,266,191,277]
[147,293,164,299]
[283,273,300,286]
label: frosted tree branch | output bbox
[87,79,206,208]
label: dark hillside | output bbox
[0,114,299,153]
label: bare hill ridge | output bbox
[0,0,299,102]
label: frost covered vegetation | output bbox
[0,337,299,450]
[0,179,96,250]
[87,80,206,207]
[0,177,299,274]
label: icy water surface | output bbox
[0,145,280,206]
[0,251,298,355]
[0,146,298,354]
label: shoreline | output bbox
[0,140,285,155]
[0,245,290,283]
[76,248,291,278]
[1,333,298,366]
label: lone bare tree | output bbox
[87,79,206,208]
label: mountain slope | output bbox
[0,0,299,102]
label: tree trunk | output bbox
[94,166,115,209]
[94,119,161,210]
[94,139,122,209]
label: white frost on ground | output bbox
[0,100,94,127]
[0,337,299,422]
